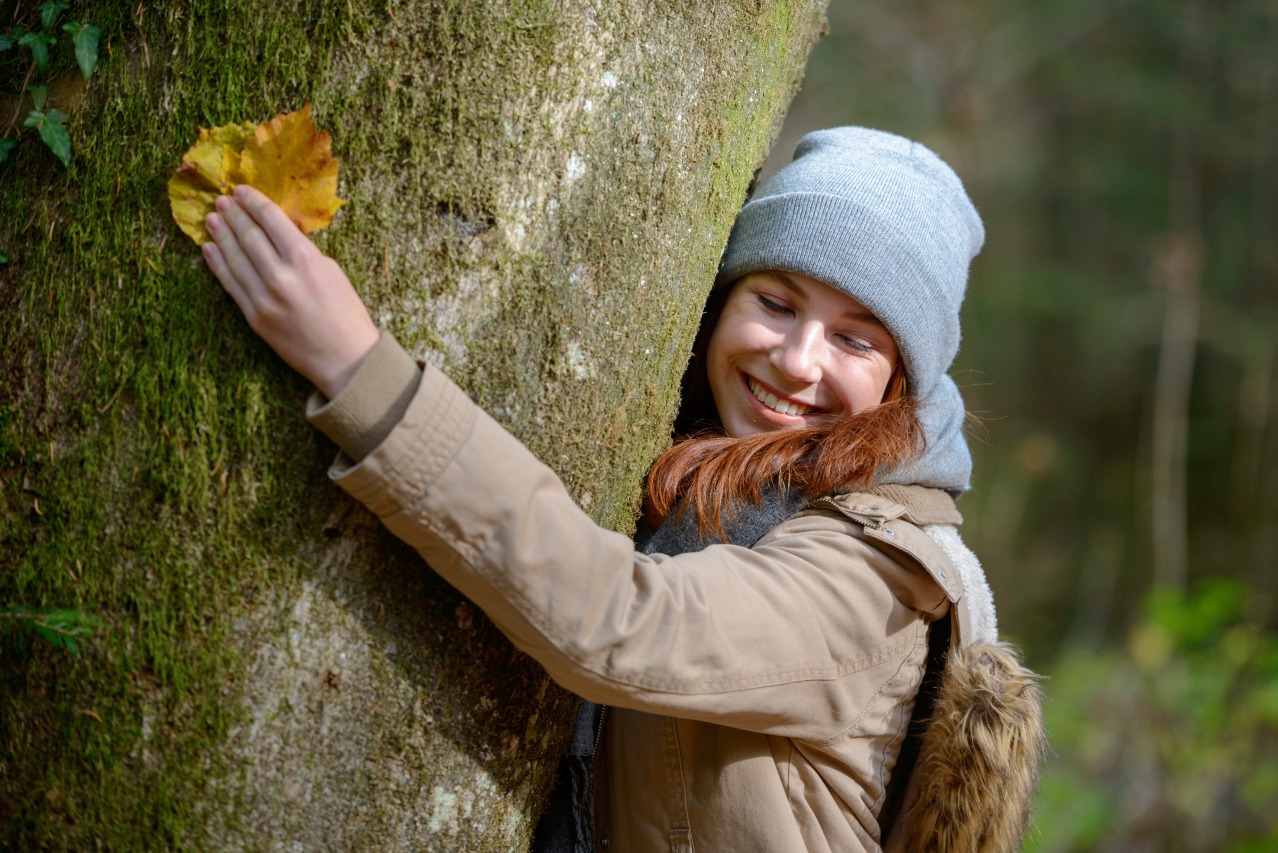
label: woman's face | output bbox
[706,271,900,438]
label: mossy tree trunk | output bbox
[0,0,826,848]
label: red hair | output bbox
[642,292,923,539]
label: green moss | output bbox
[0,0,826,847]
[0,2,356,845]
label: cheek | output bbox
[874,360,899,403]
[838,359,897,412]
[704,319,742,383]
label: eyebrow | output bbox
[772,272,885,325]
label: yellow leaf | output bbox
[188,122,256,189]
[239,105,345,235]
[167,121,254,246]
[168,105,344,246]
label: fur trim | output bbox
[891,641,1046,852]
[922,523,998,644]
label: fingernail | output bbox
[215,195,232,211]
[234,184,249,199]
[206,213,220,231]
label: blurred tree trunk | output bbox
[1150,0,1206,592]
[0,0,826,848]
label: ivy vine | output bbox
[1,2,101,265]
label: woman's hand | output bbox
[202,185,380,400]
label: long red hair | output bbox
[642,288,924,539]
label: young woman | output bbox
[201,127,1043,852]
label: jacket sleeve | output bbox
[318,356,944,742]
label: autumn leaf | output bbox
[238,105,345,235]
[167,122,254,244]
[168,105,344,246]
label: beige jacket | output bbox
[308,335,1036,852]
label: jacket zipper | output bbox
[593,704,608,755]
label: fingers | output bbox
[233,185,312,261]
[205,205,268,306]
[215,194,287,285]
[202,241,256,320]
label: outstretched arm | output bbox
[202,185,380,399]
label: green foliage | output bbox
[39,2,71,32]
[62,21,100,79]
[2,7,103,263]
[1028,580,1278,852]
[0,607,105,658]
[18,29,55,72]
[1,5,100,169]
[28,83,48,111]
[24,106,71,168]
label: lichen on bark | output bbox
[0,0,827,848]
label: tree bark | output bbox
[0,0,826,848]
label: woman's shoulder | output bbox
[754,484,968,622]
[790,484,1001,647]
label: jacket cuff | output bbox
[322,361,478,519]
[306,332,422,462]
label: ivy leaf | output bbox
[24,108,71,167]
[28,85,48,112]
[62,22,101,79]
[0,138,15,165]
[0,607,105,658]
[0,252,7,265]
[169,105,344,245]
[39,2,70,32]
[3,27,25,53]
[19,30,56,72]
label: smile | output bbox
[747,376,816,417]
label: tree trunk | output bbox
[0,0,826,848]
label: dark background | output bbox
[767,1,1278,849]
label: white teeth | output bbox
[748,377,812,417]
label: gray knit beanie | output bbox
[716,127,984,493]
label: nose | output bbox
[771,321,824,384]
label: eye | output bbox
[836,333,873,354]
[756,294,793,315]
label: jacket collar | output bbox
[854,484,964,527]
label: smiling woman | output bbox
[198,127,1042,852]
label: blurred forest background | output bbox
[765,0,1278,849]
